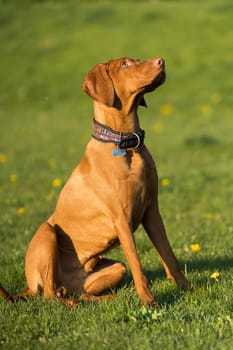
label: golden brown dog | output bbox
[0,57,188,307]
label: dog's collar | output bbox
[92,119,145,150]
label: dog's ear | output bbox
[82,64,115,107]
[139,96,147,108]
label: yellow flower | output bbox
[161,178,170,186]
[210,272,220,279]
[52,178,62,188]
[153,122,164,133]
[190,244,201,252]
[0,154,7,163]
[10,174,18,183]
[203,213,213,220]
[200,104,213,116]
[17,207,25,215]
[160,104,174,116]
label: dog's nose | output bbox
[155,58,165,67]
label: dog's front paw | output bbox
[168,272,189,290]
[140,291,157,308]
[142,297,157,308]
[178,279,189,291]
[147,298,157,308]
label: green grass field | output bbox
[0,1,233,349]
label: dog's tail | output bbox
[0,283,14,302]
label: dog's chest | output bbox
[112,151,148,223]
[112,150,145,183]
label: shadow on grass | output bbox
[121,255,233,306]
[125,255,233,282]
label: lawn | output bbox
[0,1,233,349]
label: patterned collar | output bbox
[92,119,145,150]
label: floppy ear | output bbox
[82,63,115,107]
[139,96,147,107]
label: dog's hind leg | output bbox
[25,222,60,298]
[83,257,127,297]
[1,223,78,306]
[0,221,58,303]
[25,222,78,306]
[0,223,61,302]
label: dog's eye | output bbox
[120,60,128,68]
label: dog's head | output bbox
[82,57,166,109]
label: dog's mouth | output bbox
[154,70,166,87]
[151,69,166,89]
[141,69,166,93]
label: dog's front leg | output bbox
[114,217,156,307]
[142,205,189,289]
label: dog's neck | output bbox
[93,101,140,133]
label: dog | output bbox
[0,57,188,307]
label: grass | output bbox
[0,1,233,349]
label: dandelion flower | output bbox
[0,154,7,163]
[17,207,25,215]
[10,174,18,183]
[210,272,220,279]
[160,104,174,116]
[203,213,213,220]
[161,178,170,186]
[190,244,201,252]
[200,104,212,116]
[52,178,62,188]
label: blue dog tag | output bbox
[112,149,126,156]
